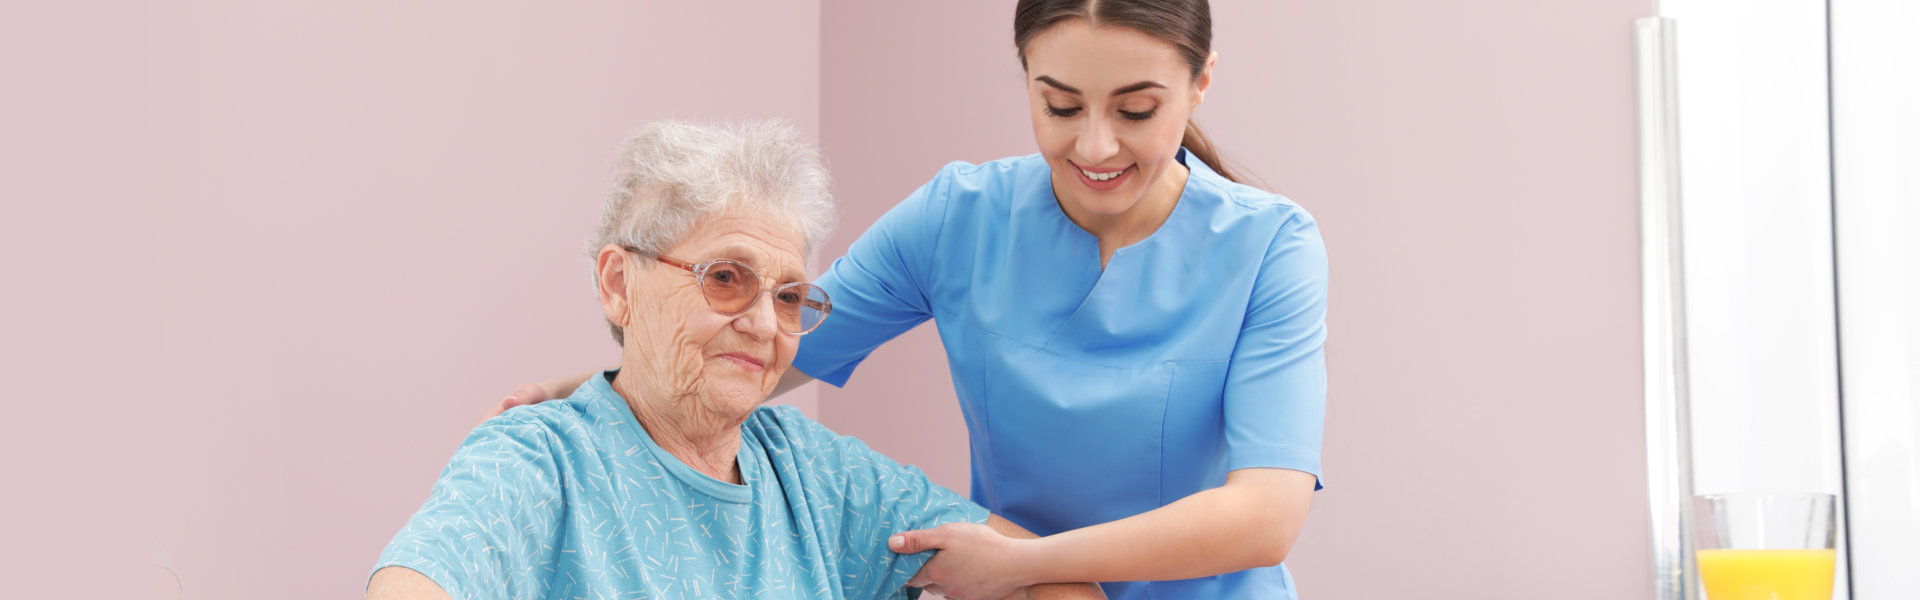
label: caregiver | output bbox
[489,1,1327,598]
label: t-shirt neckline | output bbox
[588,369,756,504]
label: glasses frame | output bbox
[621,245,832,335]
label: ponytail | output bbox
[1181,119,1251,186]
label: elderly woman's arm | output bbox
[365,567,451,600]
[482,369,815,424]
[371,415,567,600]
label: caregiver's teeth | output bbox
[1082,168,1120,181]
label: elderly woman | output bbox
[366,120,1101,600]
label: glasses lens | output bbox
[780,284,830,333]
[701,261,756,313]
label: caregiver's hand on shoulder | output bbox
[478,382,552,424]
[894,522,1044,600]
[477,370,599,426]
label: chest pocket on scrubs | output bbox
[977,334,1170,535]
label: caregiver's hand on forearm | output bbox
[897,514,1105,600]
[895,522,1041,600]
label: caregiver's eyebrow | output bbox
[1034,76,1166,97]
[1110,80,1166,96]
[1035,76,1081,95]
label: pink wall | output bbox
[816,1,1657,598]
[5,4,172,597]
[138,2,820,598]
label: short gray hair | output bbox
[589,119,835,345]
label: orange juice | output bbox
[1696,549,1835,600]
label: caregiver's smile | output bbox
[1071,162,1133,191]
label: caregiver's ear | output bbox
[595,244,637,324]
[1195,50,1217,104]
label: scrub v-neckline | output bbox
[1034,150,1203,350]
[1043,148,1200,274]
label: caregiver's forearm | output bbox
[1027,468,1315,583]
[986,515,1108,600]
[1026,581,1109,599]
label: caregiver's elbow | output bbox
[1207,499,1299,570]
[1221,468,1316,568]
[1249,533,1293,568]
[1236,511,1297,568]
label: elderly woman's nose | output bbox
[732,291,783,337]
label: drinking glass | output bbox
[1692,493,1836,600]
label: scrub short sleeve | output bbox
[770,408,990,600]
[371,416,566,600]
[1224,212,1330,489]
[792,163,961,387]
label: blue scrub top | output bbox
[793,149,1329,600]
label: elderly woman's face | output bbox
[622,211,807,423]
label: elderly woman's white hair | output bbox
[589,119,835,345]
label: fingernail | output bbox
[889,535,904,549]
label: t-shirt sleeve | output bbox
[791,163,960,387]
[1224,210,1330,489]
[370,416,566,600]
[773,408,989,600]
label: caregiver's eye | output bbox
[1045,105,1083,118]
[1120,108,1158,121]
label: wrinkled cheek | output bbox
[665,333,705,396]
[628,325,702,399]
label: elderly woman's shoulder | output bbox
[739,404,892,460]
[742,404,812,434]
[741,405,840,448]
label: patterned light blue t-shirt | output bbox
[374,370,988,600]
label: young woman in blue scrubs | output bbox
[491,1,1327,598]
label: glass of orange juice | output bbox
[1692,493,1837,600]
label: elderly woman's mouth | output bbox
[716,352,768,371]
